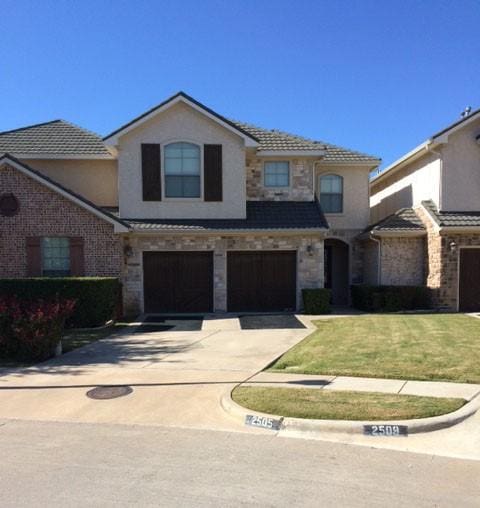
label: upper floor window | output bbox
[319,174,343,213]
[164,142,201,198]
[264,161,290,187]
[42,237,70,277]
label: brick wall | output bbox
[380,236,426,286]
[0,163,122,278]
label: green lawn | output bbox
[233,386,466,421]
[270,314,480,383]
[0,323,126,367]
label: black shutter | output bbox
[26,237,42,276]
[69,237,85,276]
[141,144,162,201]
[204,144,223,202]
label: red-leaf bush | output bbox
[0,297,76,362]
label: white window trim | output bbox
[263,160,291,189]
[161,140,204,201]
[318,173,344,214]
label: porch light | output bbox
[124,244,134,258]
[306,245,314,256]
[449,241,457,253]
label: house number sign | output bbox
[363,424,408,436]
[245,414,283,431]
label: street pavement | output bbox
[0,418,479,508]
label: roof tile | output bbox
[125,201,329,232]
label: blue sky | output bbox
[1,0,479,169]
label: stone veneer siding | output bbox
[122,233,324,315]
[380,236,426,286]
[246,158,314,201]
[416,205,480,310]
[0,163,122,278]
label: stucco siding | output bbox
[316,165,371,230]
[22,158,118,207]
[441,117,480,212]
[370,152,441,223]
[117,102,246,219]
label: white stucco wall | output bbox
[316,165,371,230]
[117,102,246,219]
[441,117,480,212]
[370,152,441,223]
[22,158,118,206]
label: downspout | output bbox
[370,234,382,285]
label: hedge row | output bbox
[351,285,431,312]
[0,278,121,328]
[302,288,331,314]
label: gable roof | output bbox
[372,107,480,185]
[232,122,380,163]
[124,200,328,233]
[422,200,480,229]
[361,208,425,237]
[103,91,259,147]
[0,154,129,232]
[0,120,113,159]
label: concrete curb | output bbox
[221,388,480,436]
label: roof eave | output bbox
[103,92,259,148]
[256,149,325,157]
[370,140,433,186]
[6,153,115,160]
[129,227,328,235]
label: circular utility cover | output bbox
[86,385,133,400]
[0,193,20,217]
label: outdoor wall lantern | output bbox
[306,245,314,256]
[449,241,457,253]
[124,244,134,258]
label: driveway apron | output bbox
[0,316,311,431]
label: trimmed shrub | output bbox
[351,285,431,312]
[302,288,331,314]
[0,296,75,362]
[0,278,120,328]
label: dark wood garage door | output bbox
[143,252,213,313]
[227,251,297,312]
[459,249,480,312]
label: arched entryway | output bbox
[324,239,350,306]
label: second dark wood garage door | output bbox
[227,251,297,312]
[459,248,480,312]
[143,251,213,313]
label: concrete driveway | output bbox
[0,315,312,431]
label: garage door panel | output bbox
[143,252,213,313]
[227,251,296,312]
[459,249,480,312]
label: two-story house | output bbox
[0,92,379,315]
[369,107,480,312]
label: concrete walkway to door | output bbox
[0,315,313,431]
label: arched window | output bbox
[164,142,201,198]
[319,174,343,213]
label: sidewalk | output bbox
[243,372,480,400]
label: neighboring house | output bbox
[0,92,379,314]
[368,107,480,311]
